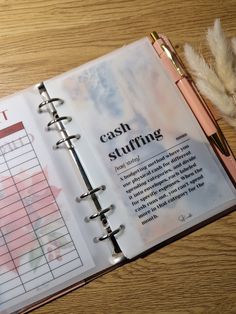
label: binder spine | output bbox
[37,82,124,255]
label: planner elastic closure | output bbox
[150,32,236,184]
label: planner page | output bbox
[44,38,236,259]
[0,90,113,314]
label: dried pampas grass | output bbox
[184,19,236,129]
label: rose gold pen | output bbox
[150,31,236,184]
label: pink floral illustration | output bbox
[0,167,62,273]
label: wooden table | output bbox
[0,1,235,313]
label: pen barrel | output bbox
[177,78,216,136]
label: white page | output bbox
[0,89,114,314]
[44,38,236,259]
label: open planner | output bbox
[0,33,236,314]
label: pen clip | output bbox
[161,44,186,77]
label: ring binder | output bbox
[37,82,123,255]
[76,185,106,201]
[94,224,125,243]
[85,204,114,222]
[38,97,64,113]
[54,134,81,149]
[47,116,72,129]
[2,33,236,314]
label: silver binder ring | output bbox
[94,224,125,243]
[38,98,64,112]
[85,205,114,222]
[47,116,72,129]
[76,185,106,202]
[54,134,81,149]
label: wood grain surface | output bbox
[0,1,235,313]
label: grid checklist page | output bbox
[0,122,88,306]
